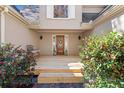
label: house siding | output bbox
[5,14,39,50]
[6,5,124,55]
[39,5,82,29]
[91,11,124,36]
[91,21,112,36]
[2,6,91,56]
[38,32,82,56]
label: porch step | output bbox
[34,62,83,74]
[38,73,83,83]
[34,67,82,74]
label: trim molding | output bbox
[52,34,69,56]
[81,23,94,30]
[0,6,4,12]
[0,6,30,27]
[35,29,86,33]
[0,8,6,43]
[93,5,124,27]
[6,6,29,25]
[80,6,124,30]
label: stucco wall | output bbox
[91,11,124,36]
[39,5,82,29]
[91,21,112,36]
[111,12,124,34]
[5,14,39,50]
[38,32,52,56]
[38,31,84,56]
[3,9,90,56]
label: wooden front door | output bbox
[56,35,64,55]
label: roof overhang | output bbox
[93,5,124,26]
[2,5,124,31]
[6,6,29,25]
[81,5,124,30]
[1,5,34,26]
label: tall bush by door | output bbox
[0,43,36,88]
[80,32,124,88]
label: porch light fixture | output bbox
[78,35,81,40]
[40,35,43,40]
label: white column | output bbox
[0,11,5,43]
[64,35,69,56]
[47,5,54,18]
[0,7,8,44]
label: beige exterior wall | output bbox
[111,12,124,34]
[91,21,112,36]
[39,5,82,29]
[38,30,91,56]
[91,11,124,36]
[38,31,82,56]
[1,6,91,56]
[5,14,39,50]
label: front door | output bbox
[56,35,64,55]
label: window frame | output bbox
[47,5,75,19]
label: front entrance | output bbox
[52,34,69,56]
[56,35,64,55]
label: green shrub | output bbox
[0,43,36,87]
[80,32,124,88]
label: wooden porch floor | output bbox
[34,56,83,83]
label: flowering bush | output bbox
[0,43,36,87]
[80,32,124,88]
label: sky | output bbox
[15,5,25,10]
[13,5,40,24]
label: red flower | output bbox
[0,62,5,65]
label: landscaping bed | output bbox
[0,43,36,88]
[3,75,38,88]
